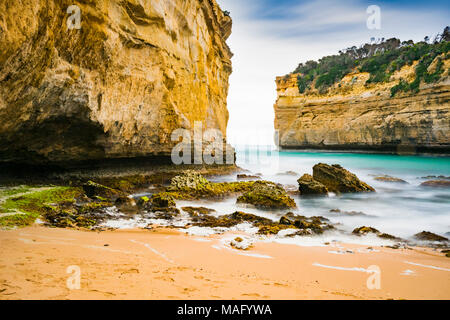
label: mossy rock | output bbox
[280,213,332,234]
[353,226,401,240]
[182,207,217,217]
[82,181,123,200]
[191,211,273,229]
[414,231,448,242]
[0,213,39,229]
[225,211,274,225]
[236,181,297,209]
[353,226,380,235]
[257,224,293,235]
[169,170,210,190]
[313,163,375,193]
[44,206,100,229]
[297,174,328,195]
[151,193,176,208]
[0,187,84,229]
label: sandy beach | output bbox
[0,225,449,300]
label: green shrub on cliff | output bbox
[293,27,449,96]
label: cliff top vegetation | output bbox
[292,27,450,96]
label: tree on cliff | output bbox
[293,26,449,96]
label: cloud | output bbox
[217,0,450,146]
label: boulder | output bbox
[150,193,176,208]
[236,181,297,209]
[313,164,375,193]
[82,181,123,200]
[297,174,328,195]
[414,231,448,242]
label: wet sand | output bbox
[0,225,449,300]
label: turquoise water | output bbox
[231,147,450,239]
[110,147,450,245]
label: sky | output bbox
[217,0,450,146]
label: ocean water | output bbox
[231,147,450,239]
[104,147,450,246]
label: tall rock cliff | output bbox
[0,0,233,164]
[274,58,450,153]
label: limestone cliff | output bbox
[0,0,233,164]
[274,58,450,153]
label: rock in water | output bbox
[169,171,210,190]
[0,0,233,165]
[236,181,297,209]
[420,180,450,188]
[312,164,375,193]
[297,174,329,195]
[374,176,408,183]
[414,231,448,242]
[82,181,123,200]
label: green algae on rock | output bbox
[0,187,85,228]
[82,181,124,200]
[236,181,297,209]
[313,164,375,193]
[182,207,217,217]
[297,174,329,195]
[353,226,401,241]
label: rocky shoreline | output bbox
[1,164,448,258]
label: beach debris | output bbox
[312,163,375,193]
[297,174,329,195]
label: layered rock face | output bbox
[0,0,233,164]
[274,63,450,153]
